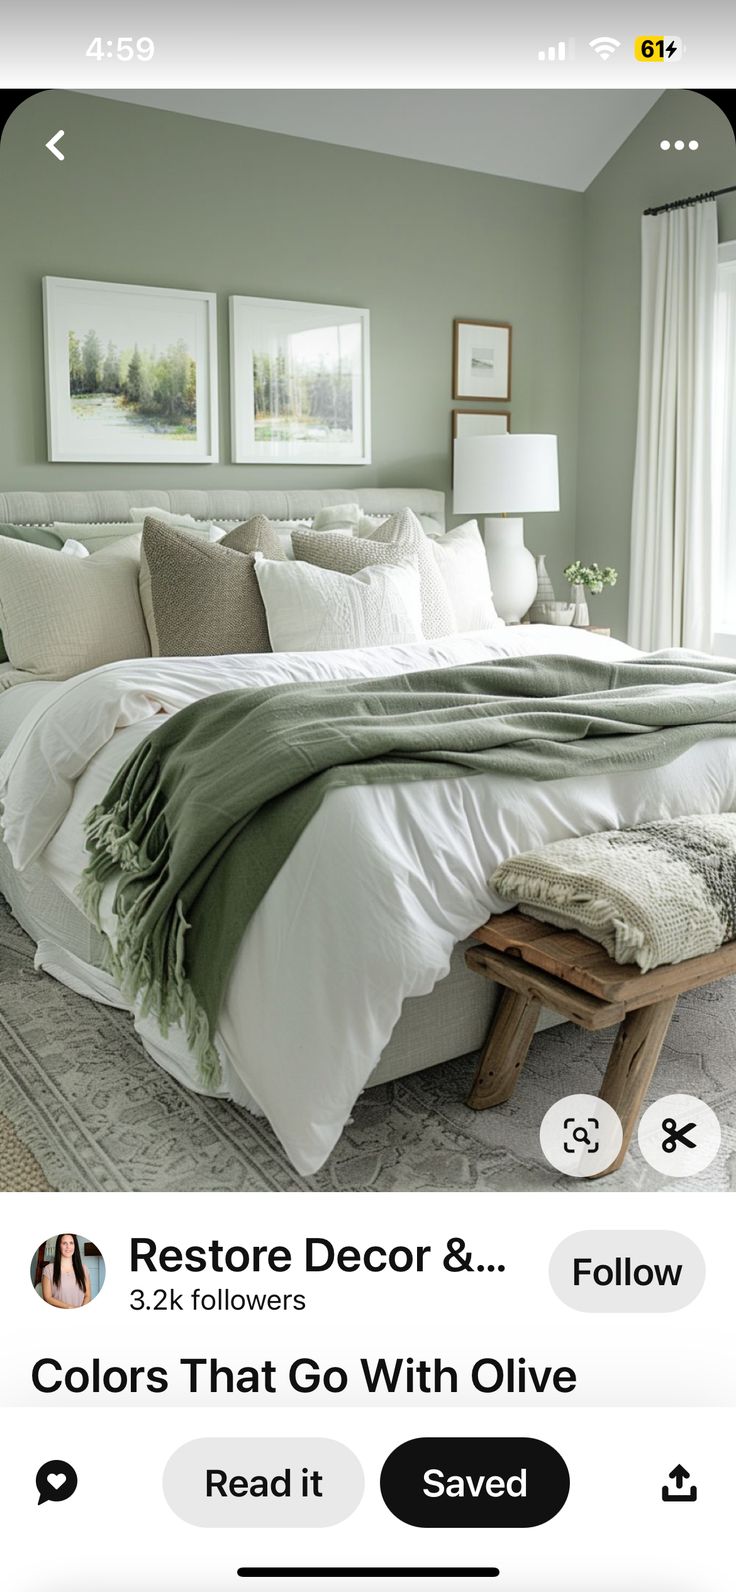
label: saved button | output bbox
[380,1437,569,1527]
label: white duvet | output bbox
[3,624,736,1174]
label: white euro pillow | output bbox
[0,534,150,680]
[429,520,502,632]
[253,556,424,652]
[130,506,209,533]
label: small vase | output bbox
[528,553,556,620]
[571,582,590,627]
[482,518,538,623]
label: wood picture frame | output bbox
[451,408,510,480]
[452,409,510,441]
[453,318,512,402]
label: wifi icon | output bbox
[589,36,621,60]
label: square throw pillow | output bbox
[292,528,417,580]
[253,556,424,652]
[356,508,455,639]
[139,515,286,657]
[0,534,150,680]
[0,525,63,663]
[429,520,502,632]
[130,506,210,533]
[312,502,362,533]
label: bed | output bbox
[3,488,735,1175]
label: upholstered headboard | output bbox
[0,487,445,530]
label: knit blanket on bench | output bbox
[491,813,736,972]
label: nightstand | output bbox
[585,627,611,636]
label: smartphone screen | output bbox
[1,6,735,1587]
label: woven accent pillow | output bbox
[253,556,424,652]
[428,520,501,632]
[292,528,416,582]
[355,508,455,639]
[0,534,150,680]
[139,516,286,657]
[491,814,736,972]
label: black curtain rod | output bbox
[644,182,736,216]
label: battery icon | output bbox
[635,36,684,60]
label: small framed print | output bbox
[453,319,512,402]
[451,409,509,480]
[452,409,510,441]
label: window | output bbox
[712,241,736,650]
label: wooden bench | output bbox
[465,912,736,1176]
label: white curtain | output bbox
[628,200,718,651]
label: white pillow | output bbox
[429,520,502,632]
[0,534,150,680]
[130,506,209,533]
[59,539,90,558]
[356,508,455,640]
[253,556,424,652]
[312,502,361,533]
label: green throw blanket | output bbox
[79,651,736,1088]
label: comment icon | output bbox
[36,1460,78,1506]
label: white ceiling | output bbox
[93,89,662,192]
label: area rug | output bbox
[1,898,734,1192]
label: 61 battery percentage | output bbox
[635,37,684,61]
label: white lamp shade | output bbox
[453,434,560,515]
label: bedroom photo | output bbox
[0,86,735,1195]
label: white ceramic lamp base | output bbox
[483,517,538,623]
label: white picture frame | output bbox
[43,276,219,463]
[230,295,371,465]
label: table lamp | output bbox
[453,433,559,621]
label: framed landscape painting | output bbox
[453,318,512,402]
[43,276,219,462]
[230,296,371,464]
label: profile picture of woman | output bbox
[32,1233,105,1309]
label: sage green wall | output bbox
[0,89,583,573]
[576,91,736,638]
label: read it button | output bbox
[163,1439,363,1527]
[380,1438,569,1527]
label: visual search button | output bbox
[380,1438,569,1528]
[540,1094,622,1176]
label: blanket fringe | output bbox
[78,793,222,1091]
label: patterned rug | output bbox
[1,897,734,1192]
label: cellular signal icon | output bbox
[538,39,573,61]
[589,36,621,60]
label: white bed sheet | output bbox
[4,627,736,1174]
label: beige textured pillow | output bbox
[356,509,455,639]
[292,528,415,579]
[139,516,285,657]
[0,534,150,680]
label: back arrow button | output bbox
[46,130,65,161]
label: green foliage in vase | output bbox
[563,561,618,595]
